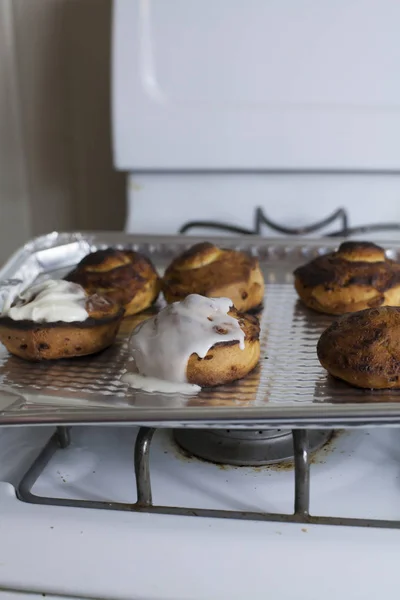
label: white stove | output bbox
[3,1,400,598]
[1,425,400,600]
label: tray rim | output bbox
[0,229,382,280]
[3,400,400,429]
[2,230,400,428]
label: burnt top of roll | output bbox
[338,241,384,255]
[175,242,216,264]
[335,241,386,263]
[294,241,400,290]
[75,248,121,267]
[317,306,400,377]
[65,248,159,306]
[163,243,259,299]
[67,248,155,273]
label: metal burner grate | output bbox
[179,206,400,238]
[15,426,400,529]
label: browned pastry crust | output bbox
[66,249,160,316]
[317,306,400,389]
[163,242,264,312]
[294,241,400,315]
[186,309,260,387]
[0,294,124,361]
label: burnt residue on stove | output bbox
[261,429,343,472]
[311,429,343,464]
[169,441,197,462]
[169,429,343,470]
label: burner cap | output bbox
[174,429,331,466]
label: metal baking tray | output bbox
[1,231,400,429]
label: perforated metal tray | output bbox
[1,231,400,428]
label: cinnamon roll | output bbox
[0,279,123,361]
[163,242,264,312]
[127,294,260,391]
[66,248,160,316]
[294,241,400,315]
[317,306,400,389]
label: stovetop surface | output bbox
[11,426,400,520]
[0,425,400,599]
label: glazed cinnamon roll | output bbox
[128,294,260,389]
[0,279,123,360]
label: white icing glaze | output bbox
[122,372,200,394]
[2,279,88,323]
[127,294,245,391]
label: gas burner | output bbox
[174,428,331,466]
[179,206,400,238]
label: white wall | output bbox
[0,0,126,265]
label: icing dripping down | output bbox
[126,294,245,393]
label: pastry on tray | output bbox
[162,242,264,312]
[317,306,400,389]
[65,248,160,316]
[127,293,260,391]
[294,241,400,315]
[0,279,124,361]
